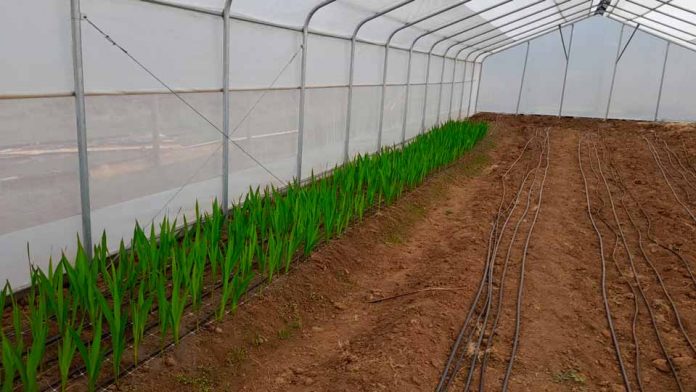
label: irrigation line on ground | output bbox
[659,139,696,200]
[644,138,696,224]
[578,135,634,391]
[438,135,536,390]
[477,135,549,390]
[501,128,550,391]
[461,137,544,392]
[593,141,684,392]
[603,142,696,356]
[615,171,696,355]
[436,132,538,391]
[459,134,545,392]
[587,137,642,391]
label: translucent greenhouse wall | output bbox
[0,0,482,289]
[478,16,696,122]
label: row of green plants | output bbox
[0,120,487,391]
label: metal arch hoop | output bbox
[296,0,337,181]
[344,0,416,164]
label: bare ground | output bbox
[115,114,696,392]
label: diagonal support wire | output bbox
[616,23,640,63]
[82,15,283,184]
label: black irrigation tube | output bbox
[501,128,550,391]
[436,131,538,391]
[461,134,544,392]
[592,141,684,392]
[609,148,696,356]
[477,134,547,389]
[589,138,643,391]
[645,137,696,223]
[578,135,633,391]
[624,139,696,289]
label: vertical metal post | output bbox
[558,25,574,117]
[654,41,670,121]
[70,0,93,256]
[472,62,484,116]
[296,29,310,180]
[377,44,390,151]
[420,52,432,134]
[436,55,447,125]
[401,48,414,143]
[458,60,469,118]
[448,49,465,121]
[344,37,357,163]
[605,25,625,121]
[516,42,530,114]
[221,0,232,213]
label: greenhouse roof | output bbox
[139,0,696,58]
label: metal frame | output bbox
[345,0,415,163]
[296,0,336,180]
[516,42,530,114]
[221,0,233,213]
[558,24,575,117]
[376,0,474,150]
[70,0,93,257]
[654,41,671,121]
[43,0,696,278]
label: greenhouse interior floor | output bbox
[116,114,696,391]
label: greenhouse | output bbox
[1,0,696,390]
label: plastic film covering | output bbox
[658,44,696,122]
[517,28,568,115]
[0,1,82,288]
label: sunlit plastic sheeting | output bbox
[561,17,621,118]
[348,86,381,158]
[302,87,348,179]
[518,28,567,115]
[85,92,223,252]
[477,44,525,114]
[0,97,83,288]
[386,49,410,84]
[81,0,223,93]
[354,43,386,85]
[468,62,483,115]
[382,85,407,146]
[306,35,350,87]
[229,22,302,89]
[0,0,74,95]
[658,44,696,122]
[405,85,426,139]
[609,30,665,121]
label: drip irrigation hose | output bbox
[436,132,538,391]
[578,136,633,391]
[604,141,696,355]
[461,135,545,392]
[478,136,548,390]
[645,138,696,224]
[501,129,550,391]
[593,141,684,392]
[588,138,643,391]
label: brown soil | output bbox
[115,114,696,392]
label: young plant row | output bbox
[0,120,487,391]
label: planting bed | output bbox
[113,114,696,392]
[4,114,696,391]
[0,121,486,391]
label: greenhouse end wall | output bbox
[478,16,696,122]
